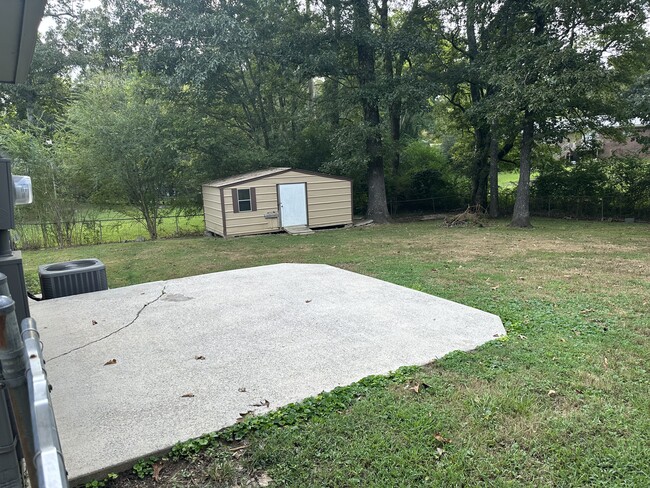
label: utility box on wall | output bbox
[0,159,14,229]
[0,159,30,322]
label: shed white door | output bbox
[278,183,308,227]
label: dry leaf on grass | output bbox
[490,285,500,290]
[152,463,163,482]
[256,472,273,487]
[603,357,609,369]
[434,433,451,444]
[408,382,430,394]
[548,389,558,397]
[103,359,117,366]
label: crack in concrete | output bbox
[48,286,167,362]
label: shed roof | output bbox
[203,167,351,188]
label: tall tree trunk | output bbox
[470,126,490,207]
[511,114,534,227]
[390,105,401,175]
[488,124,499,218]
[380,0,402,177]
[466,2,489,207]
[353,0,389,223]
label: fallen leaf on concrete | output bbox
[305,299,312,303]
[256,472,273,487]
[92,320,98,325]
[104,359,117,366]
[194,355,206,360]
[152,463,163,482]
[238,387,247,393]
[237,410,254,423]
[181,393,195,398]
[251,399,270,408]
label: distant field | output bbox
[499,171,539,188]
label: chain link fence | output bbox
[499,194,650,221]
[13,214,205,250]
[389,195,466,217]
[389,194,649,222]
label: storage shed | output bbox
[202,168,353,238]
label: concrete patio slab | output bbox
[31,264,505,483]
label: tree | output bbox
[494,0,650,227]
[63,71,186,239]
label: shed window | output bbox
[238,189,252,211]
[232,187,257,213]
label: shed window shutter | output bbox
[250,187,257,211]
[232,188,239,213]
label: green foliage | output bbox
[84,472,118,488]
[387,139,466,207]
[63,71,189,239]
[534,156,650,216]
[132,456,159,479]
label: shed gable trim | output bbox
[213,168,352,188]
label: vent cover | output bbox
[38,259,108,300]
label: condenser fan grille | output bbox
[38,259,108,300]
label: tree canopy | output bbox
[1,0,648,235]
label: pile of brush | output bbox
[443,205,486,227]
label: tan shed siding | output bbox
[202,186,224,235]
[306,180,352,228]
[219,170,351,237]
[223,182,281,236]
[261,171,351,228]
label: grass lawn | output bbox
[499,170,539,189]
[22,219,650,487]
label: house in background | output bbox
[559,122,649,161]
[599,125,650,158]
[202,168,353,238]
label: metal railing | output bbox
[0,272,68,487]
